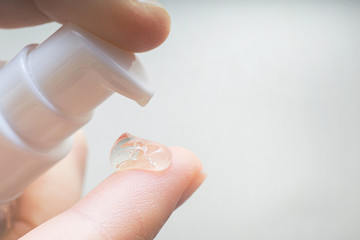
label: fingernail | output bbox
[110,133,172,172]
[137,0,163,8]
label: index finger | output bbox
[20,146,204,240]
[0,0,170,52]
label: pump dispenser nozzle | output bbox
[0,23,154,203]
[28,23,154,114]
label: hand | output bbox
[2,133,204,240]
[0,1,205,239]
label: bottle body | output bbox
[0,113,71,202]
[0,45,76,202]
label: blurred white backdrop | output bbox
[1,1,360,239]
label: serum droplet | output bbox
[110,133,172,172]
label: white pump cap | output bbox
[28,23,154,115]
[0,23,154,202]
[0,23,154,149]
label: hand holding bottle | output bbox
[0,1,205,239]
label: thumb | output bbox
[20,134,205,240]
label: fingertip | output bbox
[34,0,171,52]
[168,146,206,208]
[90,2,171,52]
[128,3,171,52]
[176,171,207,209]
[169,146,204,177]
[75,145,204,239]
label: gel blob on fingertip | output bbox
[110,133,172,172]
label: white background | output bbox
[1,1,360,239]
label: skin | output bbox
[0,0,171,52]
[0,1,205,239]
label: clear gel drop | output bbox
[110,133,172,172]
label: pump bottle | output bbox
[0,23,154,232]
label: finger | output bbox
[0,0,171,52]
[0,0,49,28]
[9,132,87,238]
[21,145,204,240]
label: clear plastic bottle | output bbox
[0,23,154,234]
